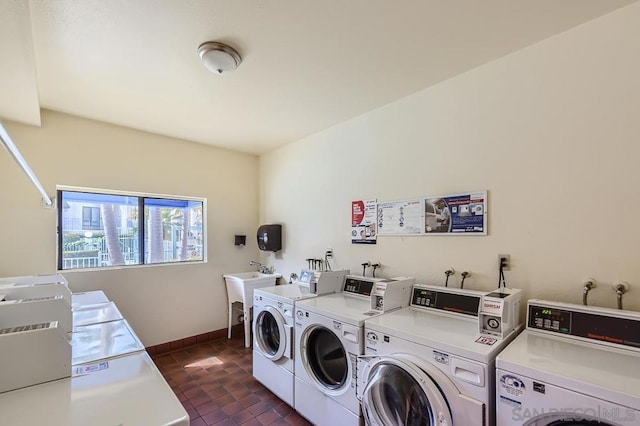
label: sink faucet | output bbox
[250,260,273,274]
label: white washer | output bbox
[496,300,640,425]
[294,275,414,426]
[252,270,348,407]
[358,284,522,425]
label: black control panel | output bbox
[411,288,480,316]
[528,304,640,349]
[485,291,510,299]
[343,277,374,296]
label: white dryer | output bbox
[358,284,523,425]
[252,270,348,407]
[294,275,415,426]
[496,300,640,425]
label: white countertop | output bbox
[0,285,188,425]
[0,351,188,426]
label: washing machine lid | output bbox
[254,283,316,303]
[71,290,109,308]
[72,302,123,328]
[71,320,144,366]
[296,292,379,326]
[497,330,640,409]
[365,306,514,363]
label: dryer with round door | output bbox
[496,300,640,426]
[294,275,415,426]
[252,269,348,406]
[358,284,523,425]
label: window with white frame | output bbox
[57,189,205,270]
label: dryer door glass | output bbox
[362,362,435,425]
[255,309,283,358]
[306,326,348,390]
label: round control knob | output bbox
[296,310,304,319]
[367,332,378,342]
[487,318,500,329]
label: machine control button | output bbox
[296,310,304,319]
[366,332,378,342]
[433,350,449,364]
[487,318,500,329]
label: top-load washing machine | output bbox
[358,284,523,425]
[252,269,348,407]
[294,275,415,426]
[496,299,640,425]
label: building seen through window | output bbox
[58,189,205,270]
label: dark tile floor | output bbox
[152,335,312,426]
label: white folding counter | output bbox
[0,351,189,425]
[0,281,188,425]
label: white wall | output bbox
[0,110,260,345]
[260,3,640,311]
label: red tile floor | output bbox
[152,335,312,426]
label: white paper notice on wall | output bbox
[377,199,423,236]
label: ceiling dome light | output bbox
[198,42,242,75]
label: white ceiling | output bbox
[1,0,636,154]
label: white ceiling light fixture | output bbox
[198,42,242,75]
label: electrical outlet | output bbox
[499,254,510,271]
[326,247,333,258]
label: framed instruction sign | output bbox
[351,191,488,242]
[424,191,487,235]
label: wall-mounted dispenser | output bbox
[257,224,282,252]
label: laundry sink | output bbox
[223,272,281,305]
[223,271,282,347]
[224,271,278,281]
